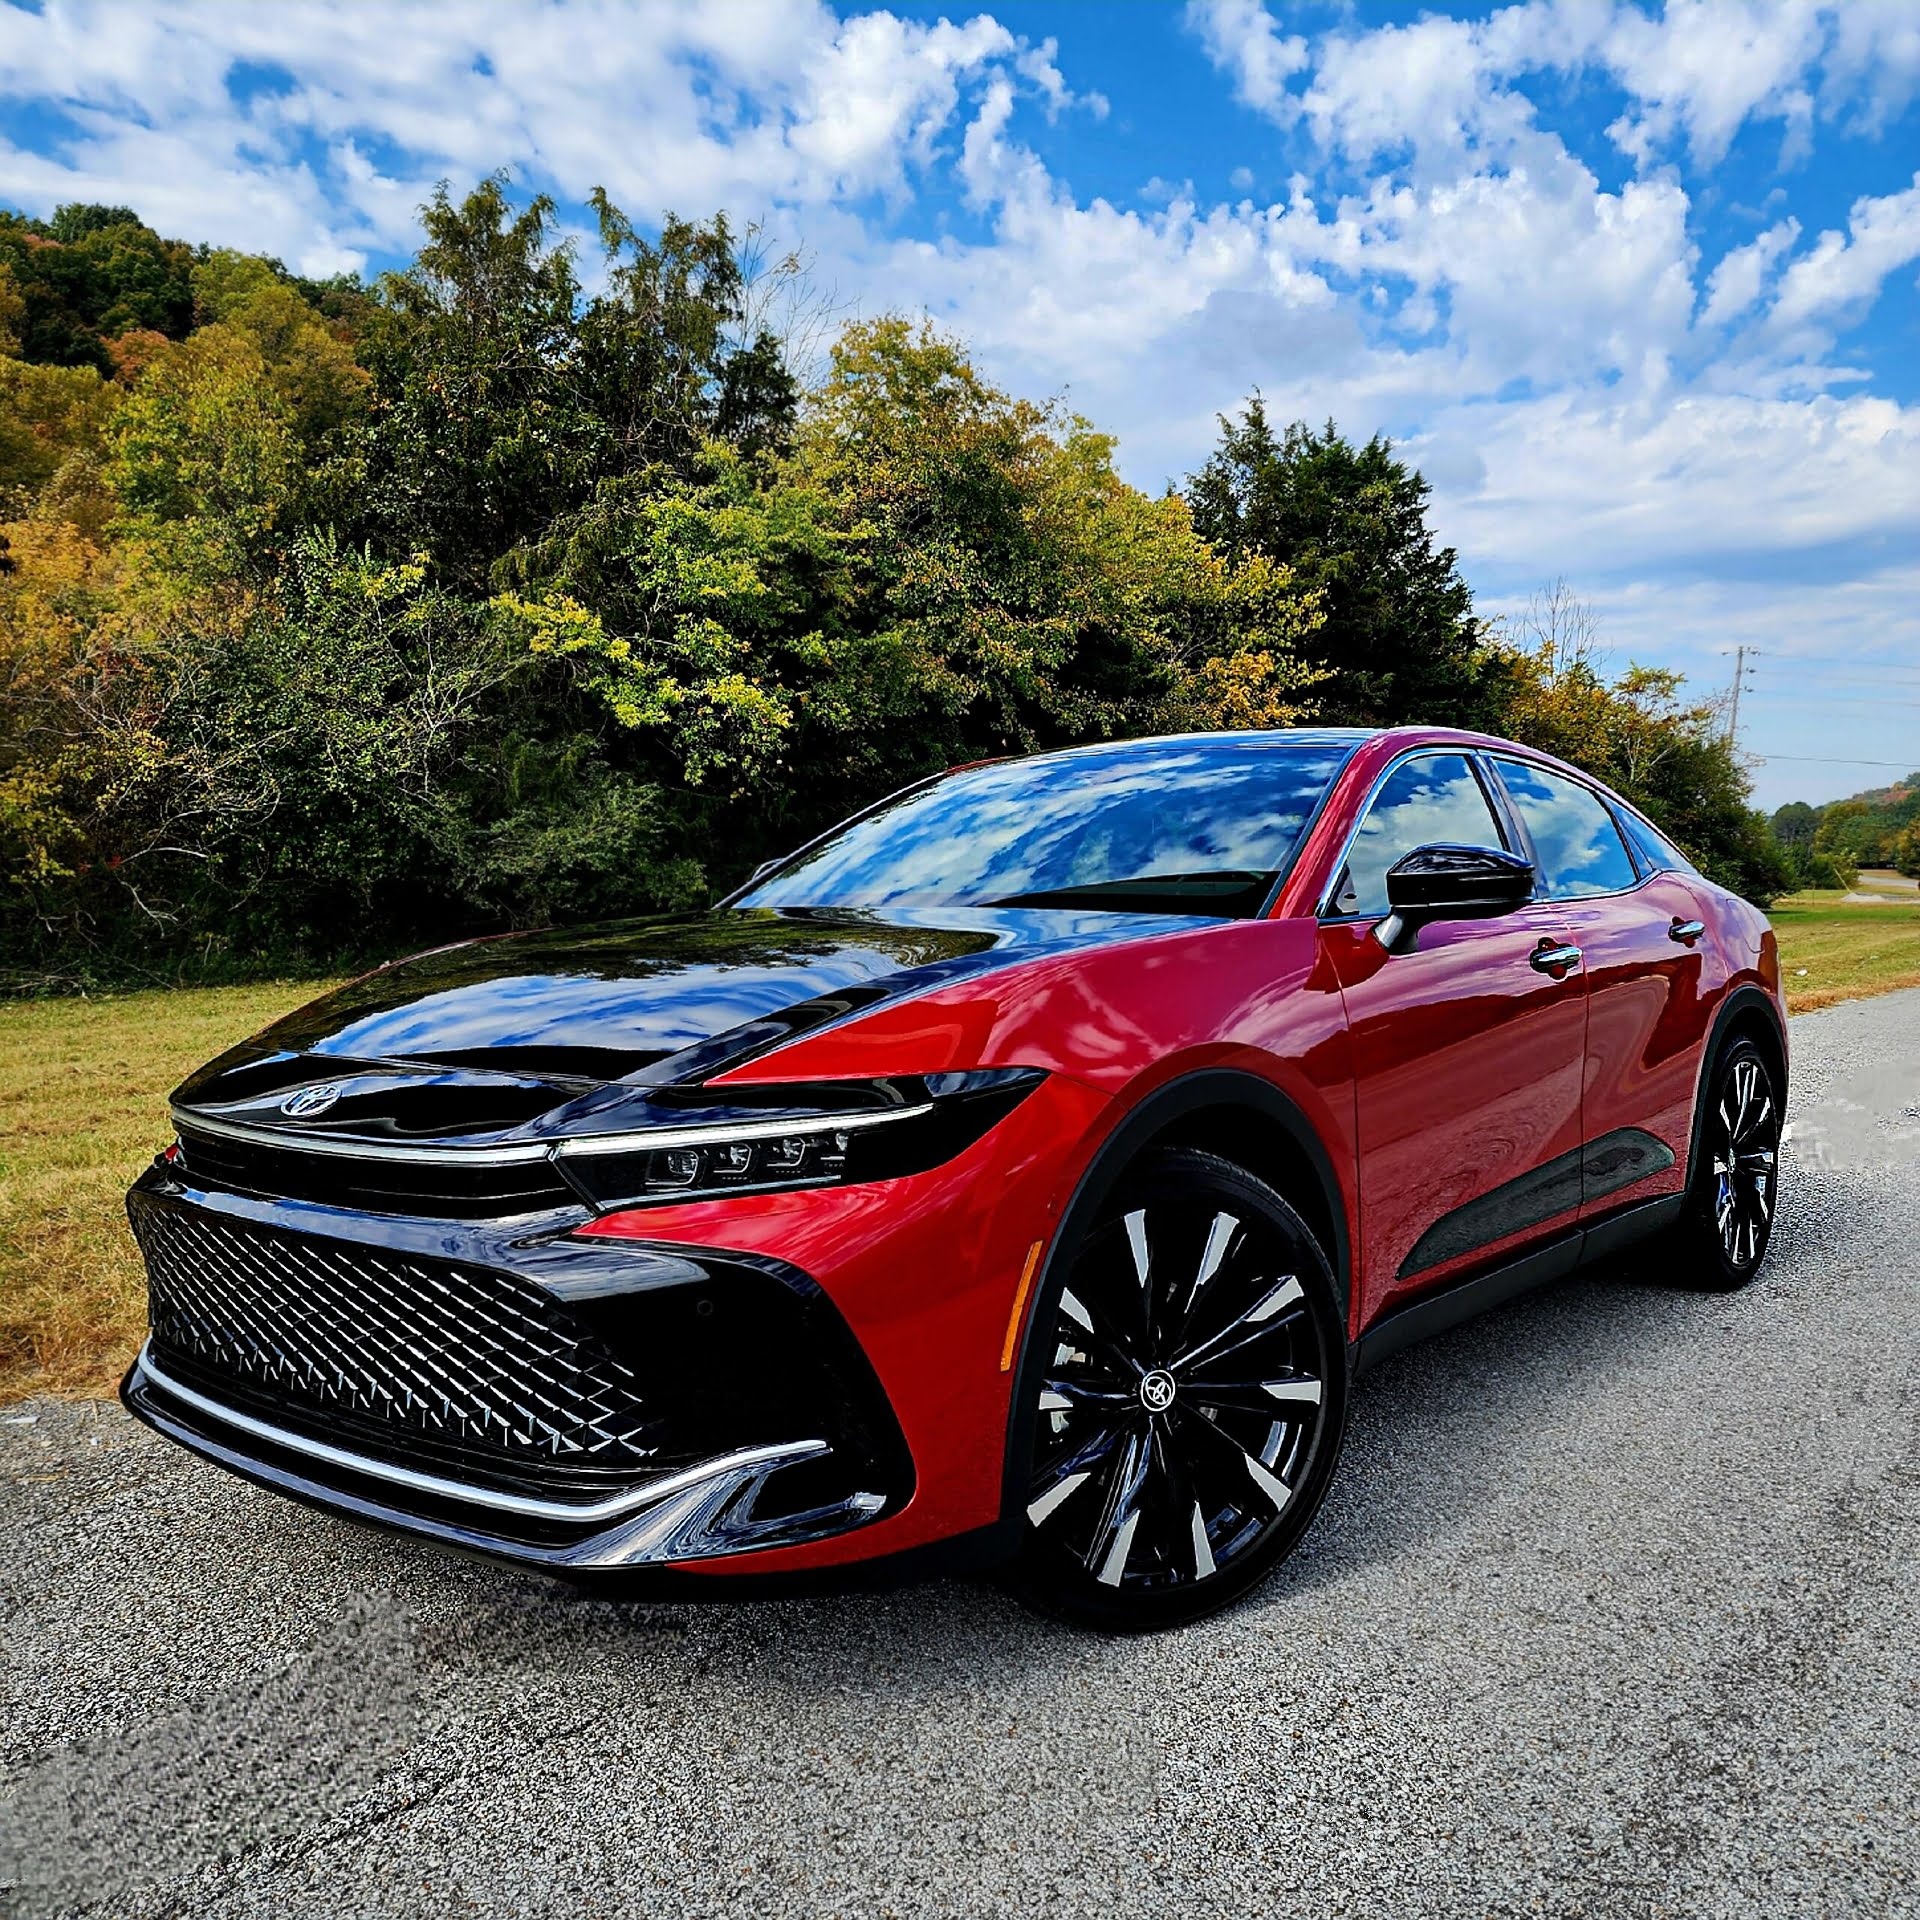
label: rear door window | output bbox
[1493,759,1638,900]
[1617,809,1701,879]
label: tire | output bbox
[1008,1147,1349,1631]
[1666,1035,1783,1291]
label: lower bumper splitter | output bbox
[122,1343,886,1571]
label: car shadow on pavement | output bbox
[1244,1254,1774,1618]
[259,1251,1746,1650]
[1,1225,1834,1913]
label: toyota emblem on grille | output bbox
[280,1083,343,1119]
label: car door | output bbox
[1318,749,1589,1330]
[1488,757,1703,1222]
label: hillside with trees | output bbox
[1,183,1792,990]
[1771,775,1920,888]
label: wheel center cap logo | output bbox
[1139,1369,1177,1413]
[280,1083,343,1119]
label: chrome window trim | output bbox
[135,1345,829,1524]
[1314,745,1515,920]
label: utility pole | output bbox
[1724,645,1759,747]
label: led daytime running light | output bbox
[552,1102,933,1159]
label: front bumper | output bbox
[121,1169,913,1576]
[121,1068,1110,1581]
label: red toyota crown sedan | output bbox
[124,728,1786,1628]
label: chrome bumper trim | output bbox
[134,1345,829,1526]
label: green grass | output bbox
[1771,886,1920,1012]
[2,887,1918,1405]
[0,980,339,1403]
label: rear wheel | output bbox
[1667,1035,1782,1290]
[1010,1148,1348,1630]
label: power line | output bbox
[1759,671,1920,688]
[1743,690,1920,706]
[1754,657,1920,676]
[1749,754,1919,767]
[1751,698,1920,714]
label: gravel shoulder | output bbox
[4,992,1917,1919]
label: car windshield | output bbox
[737,737,1358,918]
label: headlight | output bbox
[552,1069,1045,1211]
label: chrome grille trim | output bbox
[172,1109,552,1165]
[134,1347,828,1523]
[170,1100,932,1165]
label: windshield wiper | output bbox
[984,871,1272,914]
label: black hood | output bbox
[171,906,1195,1145]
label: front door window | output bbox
[1334,754,1505,917]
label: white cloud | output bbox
[1768,173,1920,341]
[1601,0,1828,164]
[1289,160,1699,390]
[784,11,1016,200]
[1820,0,1920,133]
[1293,7,1589,169]
[1425,387,1920,577]
[1187,1,1911,173]
[0,0,1095,265]
[1182,0,1306,121]
[1700,218,1801,328]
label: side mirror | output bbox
[1377,843,1534,949]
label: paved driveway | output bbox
[4,991,1916,1918]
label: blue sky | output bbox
[1,0,1915,808]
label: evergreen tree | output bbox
[1187,398,1492,727]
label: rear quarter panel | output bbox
[1674,875,1787,1184]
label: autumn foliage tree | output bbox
[0,190,1325,984]
[0,186,1792,988]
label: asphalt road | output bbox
[5,991,1917,1919]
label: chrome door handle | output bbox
[1529,940,1582,976]
[1668,918,1705,945]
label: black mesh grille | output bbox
[130,1196,658,1474]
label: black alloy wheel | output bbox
[1673,1036,1782,1289]
[1012,1148,1348,1630]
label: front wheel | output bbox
[1667,1035,1782,1290]
[1009,1148,1348,1631]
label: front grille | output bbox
[130,1195,660,1481]
[174,1123,581,1219]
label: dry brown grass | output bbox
[0,981,337,1402]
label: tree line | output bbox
[0,182,1796,990]
[1771,778,1920,889]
